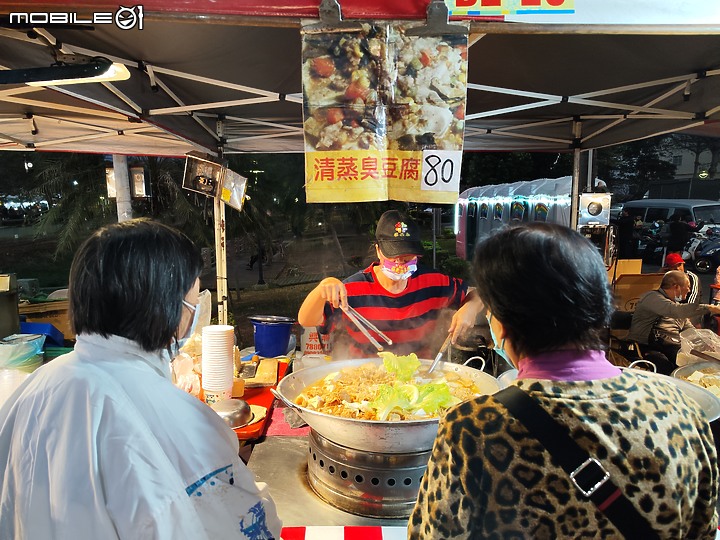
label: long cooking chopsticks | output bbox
[341,305,393,352]
[428,333,452,373]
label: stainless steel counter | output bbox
[247,436,409,527]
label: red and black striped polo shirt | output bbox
[321,264,468,359]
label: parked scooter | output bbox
[636,221,665,263]
[693,233,720,273]
[682,231,707,264]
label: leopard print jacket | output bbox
[409,371,718,539]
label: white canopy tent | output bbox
[0,1,718,157]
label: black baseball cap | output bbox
[375,210,424,257]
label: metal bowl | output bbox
[497,368,519,389]
[210,398,253,429]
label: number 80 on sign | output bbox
[421,150,462,192]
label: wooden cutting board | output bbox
[243,358,279,387]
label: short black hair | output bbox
[472,223,613,357]
[68,219,203,352]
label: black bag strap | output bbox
[494,386,660,539]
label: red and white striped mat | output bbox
[281,525,720,538]
[281,526,406,540]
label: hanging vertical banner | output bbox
[302,21,468,204]
[130,166,149,198]
[105,168,117,198]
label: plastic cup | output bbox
[201,325,234,395]
[203,388,232,405]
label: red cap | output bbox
[664,253,685,267]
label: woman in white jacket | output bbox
[0,219,281,540]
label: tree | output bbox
[596,137,676,199]
[31,153,111,255]
[671,133,720,181]
[26,153,214,257]
[131,156,212,247]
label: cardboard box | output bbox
[613,273,664,312]
[19,300,73,340]
[607,259,643,283]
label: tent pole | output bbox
[586,148,594,190]
[570,120,582,230]
[213,194,228,325]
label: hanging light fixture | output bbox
[0,56,130,86]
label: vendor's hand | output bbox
[316,277,348,309]
[708,304,720,315]
[448,296,484,344]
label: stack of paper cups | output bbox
[201,325,235,404]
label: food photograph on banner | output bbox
[302,20,468,204]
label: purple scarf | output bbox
[517,349,621,381]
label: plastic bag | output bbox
[0,334,45,372]
[195,289,212,332]
[172,351,201,397]
[679,328,720,365]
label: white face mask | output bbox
[180,300,201,343]
[163,300,201,381]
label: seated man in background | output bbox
[627,270,720,374]
[661,252,702,325]
[662,252,701,304]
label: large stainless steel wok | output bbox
[273,357,499,453]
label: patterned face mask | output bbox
[380,257,417,281]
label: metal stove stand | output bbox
[247,436,409,527]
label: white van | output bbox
[622,199,720,227]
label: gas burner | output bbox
[306,429,431,518]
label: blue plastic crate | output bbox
[19,322,64,347]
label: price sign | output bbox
[421,150,462,192]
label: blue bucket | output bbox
[249,315,294,358]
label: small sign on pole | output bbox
[105,167,117,198]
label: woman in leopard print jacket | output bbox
[409,223,718,539]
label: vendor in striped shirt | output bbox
[298,209,484,359]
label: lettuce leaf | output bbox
[416,382,460,414]
[370,382,419,421]
[370,380,459,420]
[378,351,421,382]
[369,353,461,420]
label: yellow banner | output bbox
[306,150,458,204]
